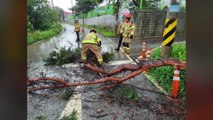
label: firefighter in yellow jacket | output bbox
[121,13,135,55]
[81,29,103,65]
[74,19,81,41]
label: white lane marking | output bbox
[106,38,112,42]
[62,60,132,68]
[106,37,137,64]
[107,60,131,65]
[59,86,83,120]
[62,63,82,68]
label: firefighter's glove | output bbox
[98,46,102,51]
[97,41,102,47]
[130,35,133,39]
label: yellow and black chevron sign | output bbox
[162,18,178,46]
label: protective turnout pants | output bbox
[81,44,103,64]
[122,37,132,54]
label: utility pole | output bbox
[114,0,120,36]
[161,0,180,58]
[83,14,84,26]
[115,0,120,21]
[71,0,73,8]
[51,0,54,9]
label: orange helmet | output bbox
[124,13,131,19]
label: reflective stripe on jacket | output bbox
[121,22,135,37]
[117,21,125,34]
[82,33,100,45]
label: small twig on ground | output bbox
[89,113,108,118]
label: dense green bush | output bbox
[27,24,63,45]
[102,49,115,63]
[27,0,63,45]
[27,15,34,32]
[43,46,115,66]
[28,0,60,30]
[43,47,81,66]
[149,43,186,102]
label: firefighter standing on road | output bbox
[115,15,125,51]
[81,29,103,65]
[121,13,135,55]
[74,19,80,42]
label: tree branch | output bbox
[28,59,186,92]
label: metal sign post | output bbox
[161,0,180,58]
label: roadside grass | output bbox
[27,23,63,45]
[81,24,114,38]
[61,88,75,100]
[120,87,140,101]
[59,109,77,120]
[149,43,186,102]
[36,115,47,120]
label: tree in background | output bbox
[133,0,161,9]
[54,6,65,21]
[70,0,104,15]
[27,15,34,32]
[27,0,60,31]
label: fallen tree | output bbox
[28,58,186,92]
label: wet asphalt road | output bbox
[27,23,186,120]
[27,23,185,67]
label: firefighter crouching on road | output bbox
[74,19,80,42]
[121,13,135,55]
[81,29,103,65]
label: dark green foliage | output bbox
[120,87,139,101]
[85,49,115,64]
[59,109,77,120]
[43,47,81,66]
[27,0,63,44]
[28,0,60,30]
[149,43,186,102]
[102,49,115,63]
[27,15,34,32]
[61,88,75,100]
[44,46,115,66]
